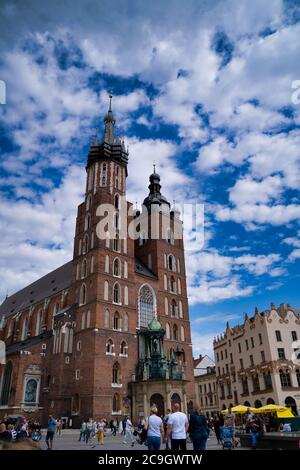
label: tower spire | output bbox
[102,91,115,144]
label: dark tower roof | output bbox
[87,93,128,173]
[143,165,170,211]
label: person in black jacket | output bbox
[188,404,209,451]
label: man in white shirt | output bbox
[166,403,189,451]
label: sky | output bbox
[0,0,300,358]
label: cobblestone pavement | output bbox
[40,430,228,451]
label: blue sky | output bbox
[0,0,300,356]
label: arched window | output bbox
[114,212,119,230]
[168,255,176,271]
[81,312,86,330]
[113,258,120,277]
[82,310,89,329]
[124,313,129,332]
[178,279,181,294]
[84,213,91,232]
[181,325,185,342]
[101,162,107,186]
[138,285,155,328]
[104,309,110,328]
[112,362,121,384]
[114,194,119,209]
[166,228,174,245]
[279,369,292,387]
[165,297,169,315]
[78,239,82,256]
[179,301,183,318]
[166,322,170,339]
[113,234,120,252]
[21,317,28,341]
[124,286,128,306]
[81,259,87,278]
[113,283,121,304]
[170,276,176,293]
[171,299,177,317]
[124,261,128,278]
[79,284,87,306]
[104,281,109,301]
[115,166,120,188]
[91,231,95,249]
[24,379,38,404]
[113,312,120,330]
[164,274,168,290]
[86,194,92,211]
[105,255,109,273]
[82,234,89,254]
[173,324,178,341]
[35,309,43,336]
[112,393,120,413]
[90,256,94,274]
[106,339,114,354]
[120,341,127,355]
[0,361,13,405]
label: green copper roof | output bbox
[148,317,163,331]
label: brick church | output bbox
[0,97,195,425]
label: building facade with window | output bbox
[213,303,300,415]
[194,355,219,417]
[0,98,195,425]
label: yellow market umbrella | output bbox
[277,409,294,418]
[222,405,256,414]
[255,404,288,413]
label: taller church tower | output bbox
[51,95,195,423]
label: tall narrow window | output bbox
[101,162,107,186]
[106,339,114,354]
[114,194,119,209]
[104,309,109,328]
[112,362,120,384]
[173,324,178,341]
[113,313,120,330]
[104,281,109,301]
[21,317,28,341]
[124,313,129,332]
[138,285,155,328]
[171,299,177,317]
[113,234,120,252]
[181,325,185,342]
[120,341,127,355]
[170,276,176,293]
[166,322,170,339]
[113,258,120,277]
[115,166,120,189]
[113,283,121,304]
[81,259,87,278]
[0,361,12,405]
[79,284,87,305]
[35,310,43,336]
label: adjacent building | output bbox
[214,303,300,415]
[194,355,218,417]
[0,97,195,425]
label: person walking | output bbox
[121,416,127,436]
[250,415,264,449]
[123,416,135,447]
[85,418,94,445]
[45,415,57,450]
[97,420,105,445]
[163,409,171,450]
[166,403,188,451]
[144,406,164,451]
[224,406,238,447]
[188,405,209,450]
[212,414,222,445]
[78,421,86,442]
[56,418,62,436]
[112,418,117,436]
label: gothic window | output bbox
[113,234,120,252]
[113,258,120,277]
[104,281,109,301]
[105,255,109,273]
[81,259,87,278]
[101,162,107,187]
[124,261,128,278]
[21,317,28,341]
[84,213,91,232]
[124,313,129,332]
[90,256,94,274]
[114,194,119,209]
[173,324,178,341]
[164,275,168,290]
[166,322,170,339]
[104,309,110,328]
[168,254,176,271]
[79,284,87,306]
[170,276,176,293]
[181,325,185,342]
[114,212,119,229]
[78,239,82,256]
[113,312,120,330]
[120,341,127,355]
[171,299,177,317]
[86,194,92,211]
[106,339,114,354]
[179,301,183,318]
[91,231,95,249]
[113,283,121,304]
[0,361,12,405]
[81,312,86,330]
[83,234,89,254]
[164,297,169,315]
[178,279,181,294]
[115,166,120,189]
[24,379,38,404]
[112,393,120,412]
[138,285,155,328]
[124,286,128,306]
[35,309,43,336]
[112,362,120,384]
[166,228,174,245]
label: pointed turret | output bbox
[102,92,115,144]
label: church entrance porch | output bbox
[130,379,188,421]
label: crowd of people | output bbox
[1,404,291,451]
